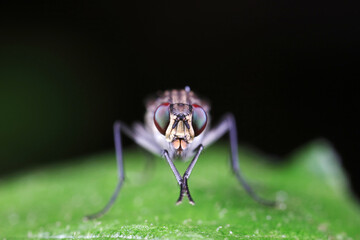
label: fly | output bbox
[84,86,275,220]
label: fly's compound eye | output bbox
[154,103,170,135]
[192,104,207,136]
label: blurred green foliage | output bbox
[0,141,359,239]
[0,43,117,170]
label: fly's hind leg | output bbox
[84,121,162,220]
[202,114,276,206]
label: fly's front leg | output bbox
[162,151,186,203]
[162,150,182,185]
[202,114,276,206]
[177,145,204,205]
[163,145,204,205]
[84,121,162,220]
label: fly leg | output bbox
[176,177,194,205]
[176,145,204,205]
[202,114,276,206]
[162,150,182,185]
[84,121,162,220]
[163,147,204,205]
[162,150,188,203]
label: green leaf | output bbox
[0,140,359,239]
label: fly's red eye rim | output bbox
[154,102,170,135]
[192,104,207,136]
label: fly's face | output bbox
[166,103,195,150]
[153,102,208,153]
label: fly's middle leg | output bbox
[84,121,163,220]
[202,113,276,207]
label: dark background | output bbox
[0,1,359,197]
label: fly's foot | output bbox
[176,177,195,205]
